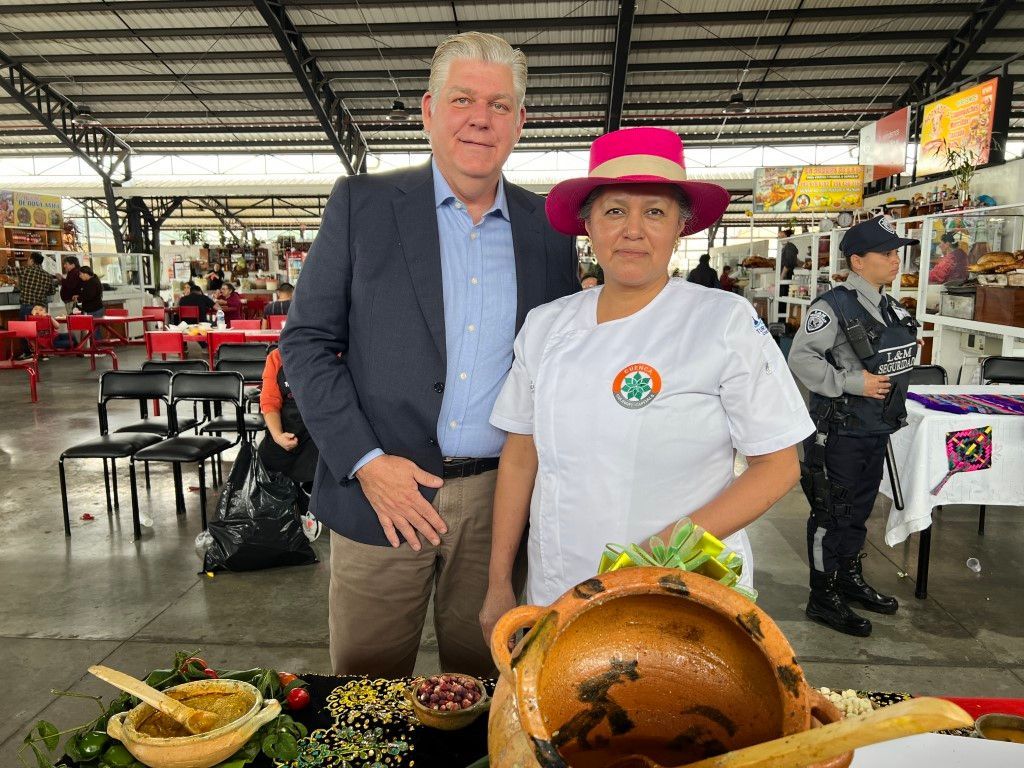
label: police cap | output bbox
[840,215,919,257]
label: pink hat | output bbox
[545,127,730,237]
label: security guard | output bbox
[789,216,919,637]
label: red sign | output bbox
[859,107,909,181]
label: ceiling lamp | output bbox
[72,104,100,126]
[722,91,750,115]
[388,100,409,121]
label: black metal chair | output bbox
[908,364,948,386]
[129,371,246,533]
[215,342,270,363]
[980,356,1024,384]
[58,370,171,538]
[209,359,267,433]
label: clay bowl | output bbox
[975,713,1024,744]
[405,674,491,731]
[107,679,281,768]
[489,568,849,768]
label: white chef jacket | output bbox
[490,278,815,606]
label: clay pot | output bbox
[107,679,281,768]
[488,568,849,768]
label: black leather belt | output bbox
[442,456,499,479]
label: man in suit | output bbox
[281,31,578,678]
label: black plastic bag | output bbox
[202,440,318,572]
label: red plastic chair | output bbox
[0,330,37,402]
[142,306,166,331]
[178,304,202,323]
[243,297,268,320]
[105,308,129,317]
[266,314,287,330]
[8,320,44,379]
[207,330,246,368]
[65,314,119,370]
[145,331,187,360]
[228,319,261,330]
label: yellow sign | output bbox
[0,190,64,230]
[754,165,864,213]
[917,77,999,177]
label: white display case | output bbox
[774,232,831,324]
[912,203,1024,381]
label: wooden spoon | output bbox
[88,664,222,735]
[607,696,973,768]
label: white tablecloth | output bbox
[879,385,1024,546]
[850,733,1022,766]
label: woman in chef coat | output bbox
[479,128,814,638]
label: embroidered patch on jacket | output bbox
[805,308,831,334]
[753,317,770,336]
[612,363,662,409]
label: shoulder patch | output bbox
[805,308,832,334]
[752,316,770,336]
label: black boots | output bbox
[807,570,872,637]
[838,553,899,615]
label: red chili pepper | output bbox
[202,667,219,679]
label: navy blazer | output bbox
[280,161,578,545]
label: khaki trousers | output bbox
[328,470,524,678]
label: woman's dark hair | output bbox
[62,255,81,267]
[941,233,957,245]
[222,282,235,292]
[80,265,95,276]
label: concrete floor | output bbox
[1,347,1022,763]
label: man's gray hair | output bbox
[578,186,692,226]
[428,32,528,113]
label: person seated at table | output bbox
[29,303,72,353]
[78,266,105,339]
[258,347,320,518]
[215,283,243,324]
[207,263,225,291]
[262,283,294,327]
[177,282,216,324]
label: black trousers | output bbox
[804,432,888,573]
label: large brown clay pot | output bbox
[488,568,850,768]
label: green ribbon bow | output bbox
[598,519,758,601]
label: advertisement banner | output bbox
[859,107,909,181]
[917,77,999,177]
[0,190,64,230]
[753,165,865,213]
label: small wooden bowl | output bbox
[404,674,491,731]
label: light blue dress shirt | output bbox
[350,161,518,476]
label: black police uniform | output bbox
[788,216,919,636]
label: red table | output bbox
[55,315,147,346]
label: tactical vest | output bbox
[808,286,918,436]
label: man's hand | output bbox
[862,371,892,400]
[272,431,299,451]
[355,454,446,550]
[479,581,518,647]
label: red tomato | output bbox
[277,672,298,686]
[285,687,310,711]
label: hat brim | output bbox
[545,175,731,237]
[845,235,919,256]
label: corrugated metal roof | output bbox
[0,0,1020,185]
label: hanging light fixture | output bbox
[722,91,750,115]
[388,100,409,121]
[72,104,100,126]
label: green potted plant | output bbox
[943,140,979,206]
